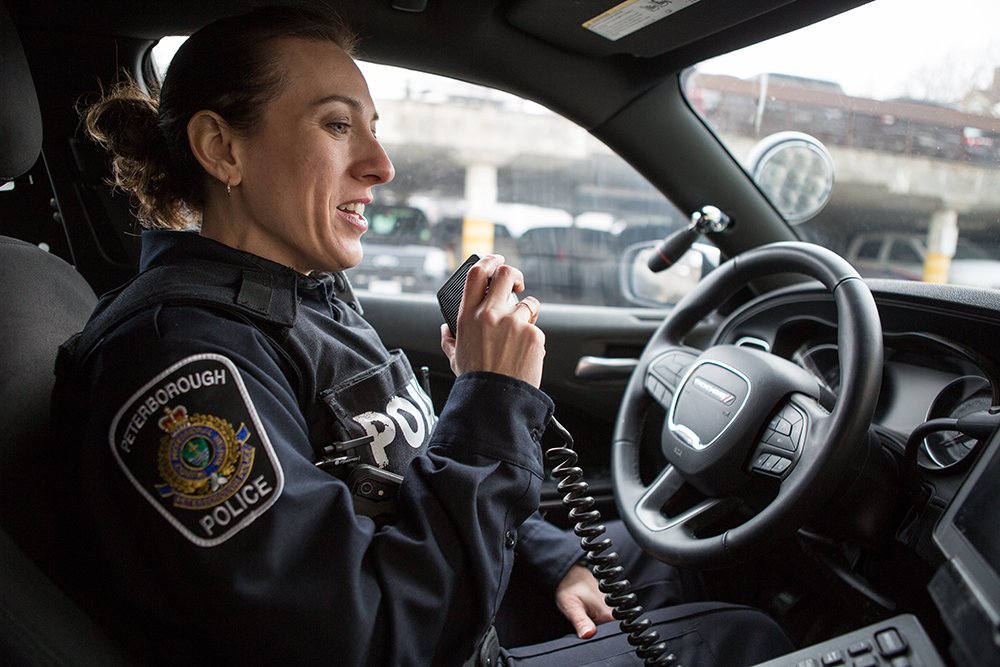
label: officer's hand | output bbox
[440,254,545,387]
[555,564,614,639]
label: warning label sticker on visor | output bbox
[583,0,702,42]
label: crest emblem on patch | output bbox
[109,354,284,547]
[154,405,255,510]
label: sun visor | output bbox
[0,2,43,182]
[506,0,797,58]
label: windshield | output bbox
[683,0,1000,290]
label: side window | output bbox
[148,44,688,307]
[355,61,686,307]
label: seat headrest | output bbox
[0,2,43,182]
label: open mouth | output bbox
[337,202,366,220]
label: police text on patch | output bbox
[198,474,274,536]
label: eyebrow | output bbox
[311,94,379,121]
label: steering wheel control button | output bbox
[761,403,806,452]
[645,375,668,404]
[780,404,804,424]
[769,430,796,452]
[752,452,792,475]
[663,350,695,373]
[649,350,697,395]
[770,456,791,473]
[648,351,700,410]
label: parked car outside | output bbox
[516,226,620,305]
[846,232,1000,288]
[347,204,449,294]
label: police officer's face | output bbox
[231,38,395,273]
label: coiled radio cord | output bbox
[545,417,680,666]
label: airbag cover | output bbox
[670,361,748,449]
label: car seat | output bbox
[0,2,131,663]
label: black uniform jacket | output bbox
[66,231,583,666]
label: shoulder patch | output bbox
[109,353,284,547]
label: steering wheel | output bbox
[612,242,883,568]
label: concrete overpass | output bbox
[375,96,1000,255]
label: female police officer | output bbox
[63,5,792,665]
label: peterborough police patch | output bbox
[109,353,284,547]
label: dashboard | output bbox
[713,278,1000,493]
[701,276,1000,664]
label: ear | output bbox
[187,110,242,188]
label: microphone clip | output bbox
[689,205,731,234]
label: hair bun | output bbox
[86,84,160,161]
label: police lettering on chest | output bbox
[319,350,437,479]
[351,375,436,469]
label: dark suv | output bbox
[348,204,449,294]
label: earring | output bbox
[226,181,232,197]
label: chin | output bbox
[317,246,362,274]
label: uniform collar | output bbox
[140,230,300,277]
[137,230,357,321]
[141,230,346,285]
[137,230,308,326]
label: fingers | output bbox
[512,296,540,325]
[560,596,598,639]
[555,564,615,640]
[461,254,505,311]
[587,596,614,625]
[463,255,525,311]
[482,264,525,308]
[457,255,536,334]
[440,322,456,357]
[448,254,545,386]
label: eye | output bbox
[326,121,350,135]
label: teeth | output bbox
[338,202,365,216]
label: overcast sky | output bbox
[698,0,1000,102]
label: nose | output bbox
[358,133,395,185]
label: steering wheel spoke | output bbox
[634,464,685,531]
[634,465,742,557]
